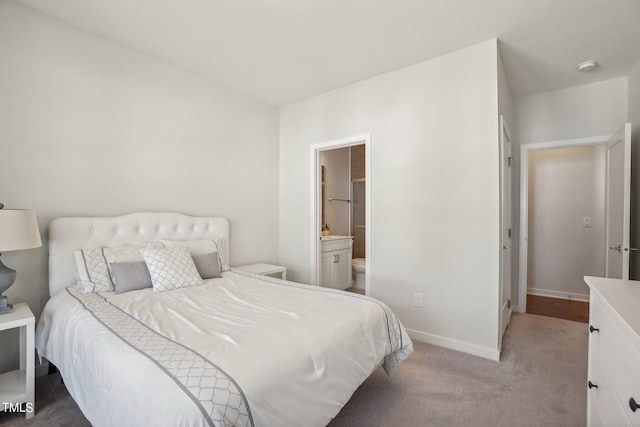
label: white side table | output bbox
[0,303,35,419]
[235,263,287,280]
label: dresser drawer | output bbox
[591,297,640,425]
[588,357,631,426]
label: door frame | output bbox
[517,134,610,313]
[604,124,632,279]
[310,134,371,294]
[498,115,512,347]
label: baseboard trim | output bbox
[405,328,500,361]
[527,288,590,302]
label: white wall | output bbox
[0,1,279,372]
[515,78,628,144]
[497,45,513,131]
[628,61,640,279]
[280,40,501,359]
[512,78,628,309]
[528,146,605,300]
[320,147,350,236]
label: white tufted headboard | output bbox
[49,212,230,296]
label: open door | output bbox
[499,116,512,342]
[605,123,632,279]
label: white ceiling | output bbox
[16,0,640,106]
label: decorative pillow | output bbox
[161,238,229,271]
[74,251,93,292]
[110,262,153,294]
[74,243,164,293]
[212,237,230,272]
[74,248,112,292]
[192,252,222,279]
[141,247,203,292]
[104,242,163,264]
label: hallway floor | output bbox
[526,294,589,323]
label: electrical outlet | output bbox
[414,293,423,308]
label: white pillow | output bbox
[74,248,112,292]
[213,237,230,271]
[104,243,162,264]
[161,238,229,271]
[74,243,163,293]
[141,247,203,292]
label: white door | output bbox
[605,123,632,279]
[499,116,512,341]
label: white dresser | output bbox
[584,276,640,426]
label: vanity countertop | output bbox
[321,235,353,241]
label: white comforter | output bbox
[36,270,413,427]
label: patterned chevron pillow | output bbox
[141,247,203,292]
[75,247,113,292]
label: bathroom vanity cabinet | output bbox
[320,236,353,290]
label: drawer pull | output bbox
[588,381,598,389]
[630,397,640,412]
[589,325,600,333]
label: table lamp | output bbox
[0,203,42,315]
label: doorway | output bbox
[499,115,513,346]
[310,134,371,295]
[518,135,610,319]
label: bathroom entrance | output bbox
[311,134,371,295]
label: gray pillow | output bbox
[110,261,153,294]
[192,252,222,279]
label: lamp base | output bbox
[0,255,16,315]
[0,295,13,315]
[0,255,17,293]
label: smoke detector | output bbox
[577,60,598,72]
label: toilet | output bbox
[352,258,366,289]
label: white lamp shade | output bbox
[0,209,42,252]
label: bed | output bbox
[35,212,413,427]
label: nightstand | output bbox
[0,303,34,419]
[235,263,287,280]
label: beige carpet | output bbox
[0,313,588,427]
[329,313,588,426]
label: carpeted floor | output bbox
[329,313,588,427]
[0,313,588,427]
